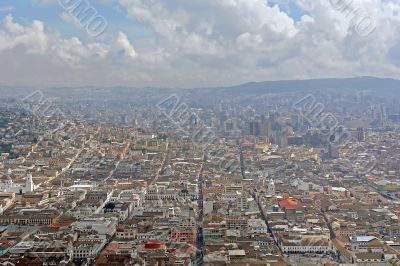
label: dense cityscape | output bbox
[1,0,400,265]
[0,84,398,265]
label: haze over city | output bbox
[0,1,400,266]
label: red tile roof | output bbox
[278,197,298,209]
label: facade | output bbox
[0,210,58,225]
[280,236,331,254]
[0,174,35,194]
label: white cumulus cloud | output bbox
[116,31,137,59]
[2,0,400,87]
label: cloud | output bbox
[0,15,148,86]
[59,11,82,30]
[116,31,137,59]
[0,6,15,12]
[0,14,141,63]
[2,0,400,88]
[31,0,58,6]
[0,15,48,54]
[114,0,400,86]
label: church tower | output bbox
[25,174,34,192]
[268,179,275,196]
[351,235,359,253]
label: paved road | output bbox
[149,141,169,186]
[195,156,205,266]
[103,141,130,183]
[59,127,100,178]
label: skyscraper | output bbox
[356,127,365,142]
[249,121,261,136]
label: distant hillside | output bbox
[190,76,400,96]
[1,77,399,104]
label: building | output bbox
[267,179,275,197]
[356,127,366,142]
[72,218,117,236]
[280,235,331,254]
[249,121,261,137]
[0,210,59,225]
[0,173,35,194]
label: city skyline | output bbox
[1,1,400,266]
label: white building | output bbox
[0,173,35,194]
[247,218,269,234]
[73,236,107,259]
[280,236,331,254]
[204,201,214,215]
[267,179,275,196]
[71,218,117,236]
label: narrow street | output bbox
[103,140,131,183]
[241,141,282,253]
[238,143,245,179]
[150,141,169,186]
[195,155,205,266]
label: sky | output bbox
[0,0,399,88]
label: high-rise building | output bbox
[225,120,235,131]
[356,127,365,142]
[328,144,339,159]
[260,115,271,137]
[291,114,303,131]
[249,121,261,136]
[275,132,288,147]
